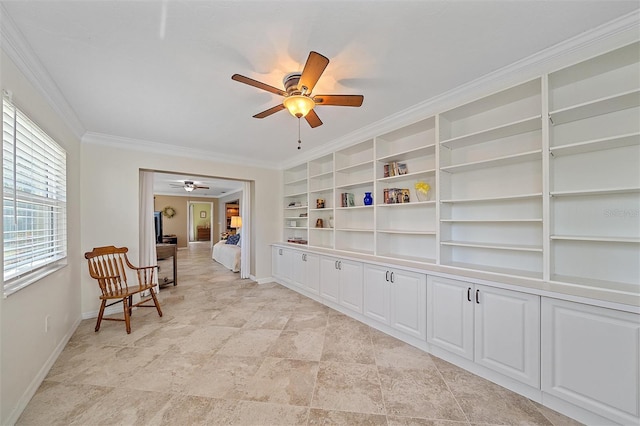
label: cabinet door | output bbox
[291,251,306,288]
[542,298,640,425]
[363,265,390,324]
[390,269,426,340]
[319,256,339,303]
[303,252,320,295]
[474,285,540,387]
[426,276,473,360]
[272,247,292,282]
[338,259,363,314]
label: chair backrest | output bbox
[85,246,132,297]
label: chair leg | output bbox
[95,299,107,332]
[122,297,132,334]
[149,287,163,317]
[128,295,133,316]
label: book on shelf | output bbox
[341,192,355,207]
[383,161,408,178]
[383,188,410,204]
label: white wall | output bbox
[80,140,280,316]
[0,50,83,425]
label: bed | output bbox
[212,236,241,272]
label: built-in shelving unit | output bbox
[439,78,543,278]
[548,41,639,292]
[283,163,308,244]
[280,41,639,301]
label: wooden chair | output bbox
[85,246,163,334]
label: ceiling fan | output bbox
[170,180,209,192]
[232,51,364,128]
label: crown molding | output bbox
[278,9,640,170]
[0,4,86,140]
[82,131,279,170]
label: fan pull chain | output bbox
[297,117,302,150]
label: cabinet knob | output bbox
[467,287,472,302]
[385,271,389,282]
[338,261,342,270]
[390,272,395,283]
[476,289,480,304]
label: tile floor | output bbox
[17,244,582,425]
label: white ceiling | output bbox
[153,172,243,198]
[2,1,638,171]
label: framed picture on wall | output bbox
[200,211,206,218]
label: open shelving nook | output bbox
[280,41,639,305]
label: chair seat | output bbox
[100,285,155,300]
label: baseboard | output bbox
[253,275,275,285]
[81,304,121,320]
[5,315,82,425]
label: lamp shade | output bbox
[230,216,242,228]
[282,95,315,118]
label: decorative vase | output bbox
[363,192,373,206]
[416,190,429,202]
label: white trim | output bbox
[82,132,279,169]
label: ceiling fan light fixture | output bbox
[184,181,195,192]
[283,95,315,118]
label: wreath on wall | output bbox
[162,206,176,218]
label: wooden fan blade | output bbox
[298,51,329,94]
[253,104,286,119]
[232,74,287,97]
[304,109,323,128]
[313,94,364,107]
[195,186,210,189]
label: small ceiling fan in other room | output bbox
[170,180,210,192]
[231,51,364,129]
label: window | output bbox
[3,96,67,295]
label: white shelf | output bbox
[440,115,542,149]
[284,206,308,210]
[309,227,334,231]
[335,160,374,174]
[284,177,307,186]
[377,230,436,235]
[284,226,308,230]
[337,247,375,256]
[309,186,333,193]
[284,216,308,220]
[441,150,542,174]
[441,219,542,223]
[441,193,542,204]
[335,180,374,190]
[335,228,374,232]
[377,169,436,183]
[550,187,640,197]
[441,240,543,252]
[551,235,639,244]
[376,144,436,163]
[446,261,542,280]
[284,191,308,197]
[549,89,640,125]
[335,205,374,210]
[377,200,436,207]
[309,170,333,180]
[550,275,638,295]
[377,253,436,264]
[550,132,640,157]
[309,208,332,212]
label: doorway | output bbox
[188,201,213,244]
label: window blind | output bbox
[3,96,67,293]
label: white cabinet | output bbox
[292,251,320,295]
[364,264,426,340]
[320,256,363,313]
[541,298,640,425]
[427,276,540,387]
[272,246,293,282]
